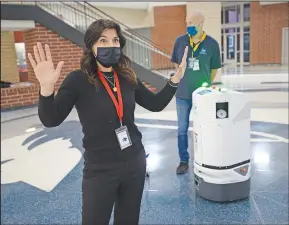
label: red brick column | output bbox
[23,23,83,89]
[150,5,187,70]
[250,2,289,64]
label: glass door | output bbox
[221,3,251,66]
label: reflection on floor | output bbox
[221,65,289,75]
[1,118,288,224]
[1,72,288,224]
[153,64,289,78]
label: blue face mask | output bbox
[187,26,198,36]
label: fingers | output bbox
[30,43,52,68]
[179,46,188,68]
[33,45,41,64]
[182,46,188,63]
[27,53,36,69]
[37,42,46,61]
[55,61,64,75]
[45,44,52,62]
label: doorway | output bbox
[221,2,250,66]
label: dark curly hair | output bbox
[81,19,137,85]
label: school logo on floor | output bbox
[1,120,288,192]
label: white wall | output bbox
[96,6,154,29]
[186,2,222,45]
[1,20,35,31]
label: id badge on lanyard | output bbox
[188,32,206,71]
[98,71,132,150]
[188,58,200,71]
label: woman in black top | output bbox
[28,19,188,225]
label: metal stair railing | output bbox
[81,1,170,54]
[1,1,175,77]
[38,2,174,78]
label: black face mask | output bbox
[95,47,121,68]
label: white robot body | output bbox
[192,86,251,202]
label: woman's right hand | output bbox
[28,42,64,96]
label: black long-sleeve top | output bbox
[38,70,178,163]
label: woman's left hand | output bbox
[171,46,188,84]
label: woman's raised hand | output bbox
[177,46,188,79]
[171,46,188,84]
[28,42,64,88]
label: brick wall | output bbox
[1,83,39,109]
[150,5,187,70]
[23,23,83,88]
[250,2,289,64]
[1,31,20,83]
[1,23,83,110]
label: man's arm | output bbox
[210,41,222,82]
[210,69,219,82]
[174,63,179,70]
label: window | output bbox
[243,33,250,63]
[225,28,235,33]
[224,5,240,24]
[226,35,235,60]
[221,35,224,52]
[244,33,250,51]
[244,27,250,33]
[243,4,250,22]
[237,34,240,51]
[244,52,250,62]
[15,43,27,72]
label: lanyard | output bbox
[98,70,123,126]
[189,32,207,57]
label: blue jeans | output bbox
[176,97,192,163]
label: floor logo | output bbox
[1,120,288,192]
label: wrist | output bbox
[40,84,55,97]
[170,75,181,84]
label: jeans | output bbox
[176,97,192,163]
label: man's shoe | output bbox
[176,162,189,175]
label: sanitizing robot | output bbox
[192,84,251,202]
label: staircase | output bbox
[1,1,173,92]
[142,82,158,93]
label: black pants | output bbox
[82,150,146,225]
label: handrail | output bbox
[73,2,170,54]
[81,1,171,54]
[1,1,175,75]
[1,1,171,55]
[36,2,171,58]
